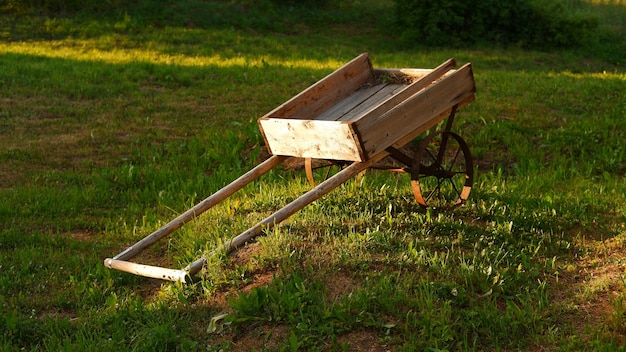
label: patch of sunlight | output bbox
[553,71,626,80]
[588,0,626,5]
[0,40,343,70]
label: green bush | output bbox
[393,0,598,48]
[0,0,120,15]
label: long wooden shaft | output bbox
[104,259,189,282]
[110,155,287,262]
[105,153,387,283]
[221,150,391,254]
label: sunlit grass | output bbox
[589,0,626,5]
[560,70,626,79]
[0,39,349,70]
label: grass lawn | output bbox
[1,1,625,350]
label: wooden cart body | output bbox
[104,53,476,282]
[259,53,475,162]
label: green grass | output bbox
[1,1,626,350]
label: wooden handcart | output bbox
[104,53,476,283]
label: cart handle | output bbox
[107,155,287,263]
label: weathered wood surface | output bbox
[258,118,364,161]
[356,63,475,159]
[104,259,189,283]
[313,84,396,122]
[259,56,470,162]
[335,84,406,122]
[354,58,457,131]
[260,53,373,121]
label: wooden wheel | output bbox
[411,131,473,207]
[304,158,348,187]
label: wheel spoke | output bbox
[311,164,331,171]
[447,176,462,198]
[446,145,463,172]
[424,177,441,203]
[323,166,332,180]
[424,148,438,166]
[305,159,349,187]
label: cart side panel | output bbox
[355,58,457,132]
[260,53,373,121]
[357,63,476,159]
[258,118,364,161]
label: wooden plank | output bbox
[260,53,373,121]
[309,83,407,122]
[104,259,189,283]
[259,118,364,161]
[338,84,406,122]
[391,107,455,150]
[315,85,386,121]
[314,64,450,123]
[355,58,457,131]
[357,63,476,159]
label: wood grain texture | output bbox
[357,63,476,159]
[104,259,189,283]
[258,56,473,162]
[260,52,373,121]
[259,118,363,161]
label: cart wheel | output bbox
[411,131,473,207]
[304,158,348,187]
